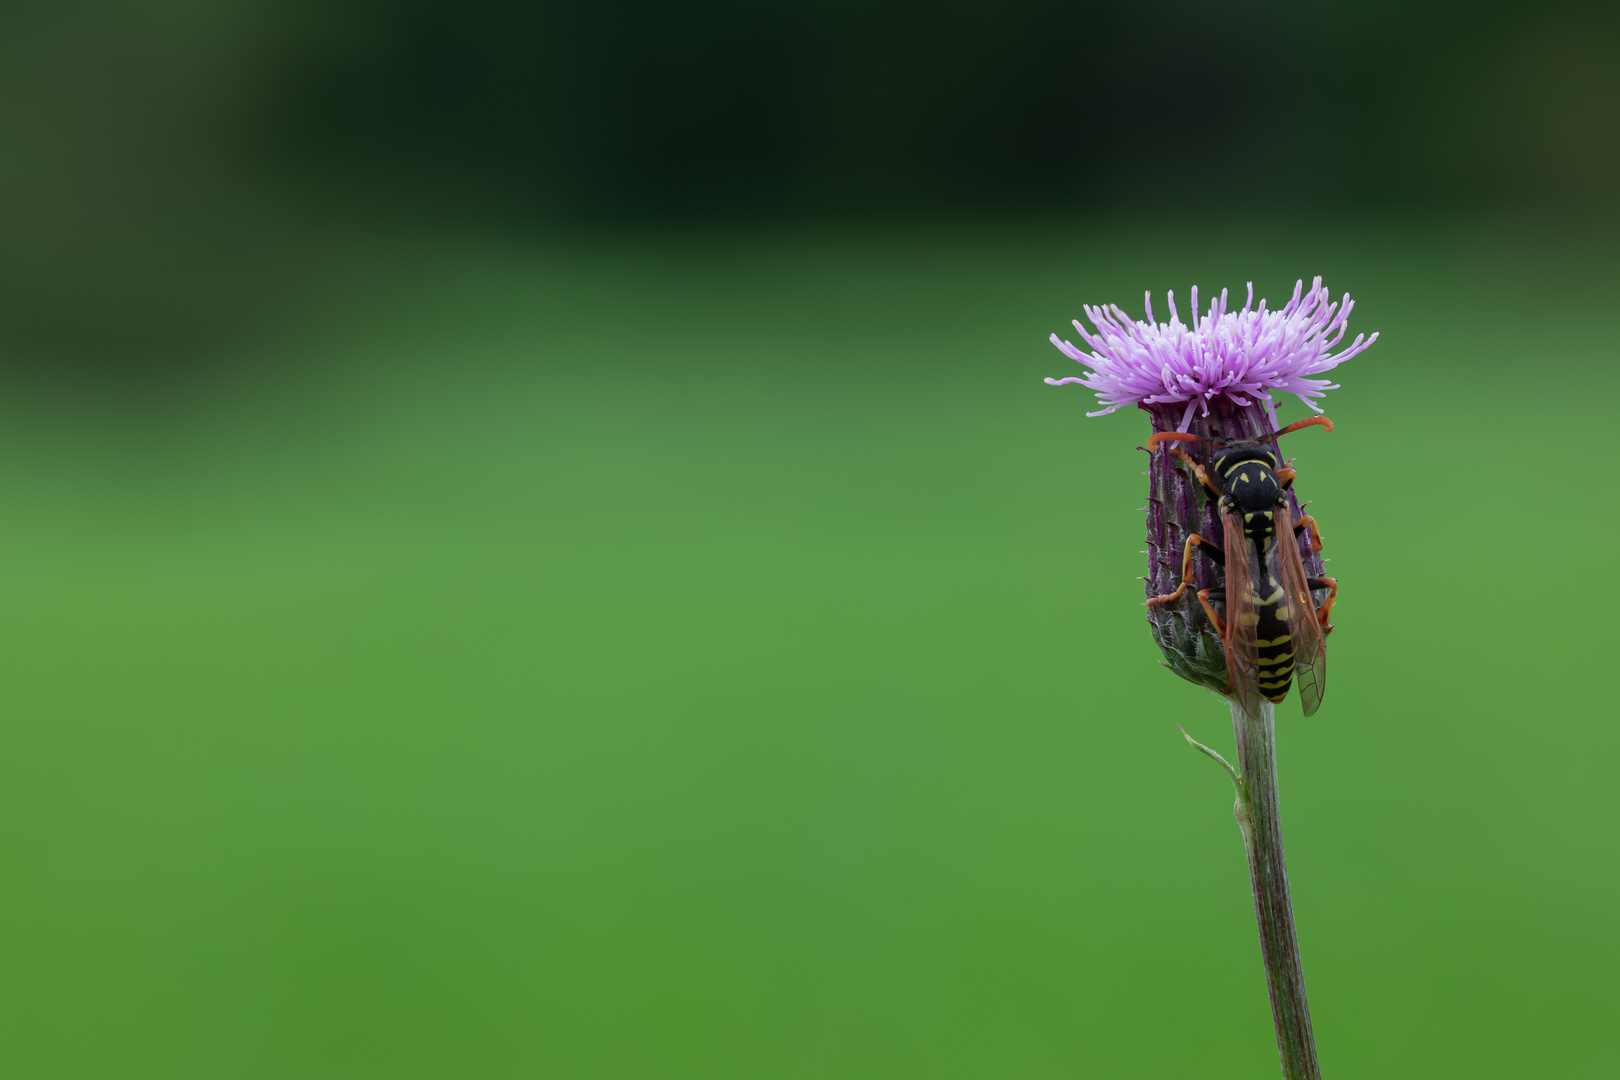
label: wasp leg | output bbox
[1167,448,1220,496]
[1200,586,1236,693]
[1307,576,1338,633]
[1146,533,1224,607]
[1275,467,1296,487]
[1292,513,1324,553]
[1196,588,1227,639]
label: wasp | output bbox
[1145,416,1340,717]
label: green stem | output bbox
[1229,699,1321,1079]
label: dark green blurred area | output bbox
[4,0,1619,356]
[0,3,1617,1078]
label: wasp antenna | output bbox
[1145,431,1211,452]
[1266,415,1334,441]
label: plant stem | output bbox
[1229,699,1321,1080]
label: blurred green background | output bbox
[1,2,1617,1077]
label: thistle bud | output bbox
[1047,278,1377,692]
[1142,398,1321,692]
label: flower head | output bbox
[1046,277,1377,428]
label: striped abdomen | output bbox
[1252,541,1296,703]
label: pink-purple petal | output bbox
[1045,277,1376,416]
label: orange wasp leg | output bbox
[1196,587,1237,693]
[1167,448,1220,496]
[1195,588,1227,639]
[1292,513,1324,553]
[1145,533,1222,608]
[1307,576,1338,634]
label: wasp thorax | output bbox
[1224,466,1281,519]
[1212,444,1283,524]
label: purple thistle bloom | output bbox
[1046,277,1378,428]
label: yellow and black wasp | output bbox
[1144,416,1339,717]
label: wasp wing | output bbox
[1220,505,1266,720]
[1274,502,1328,717]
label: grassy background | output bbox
[0,216,1612,1077]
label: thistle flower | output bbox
[1047,277,1377,696]
[1046,277,1377,428]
